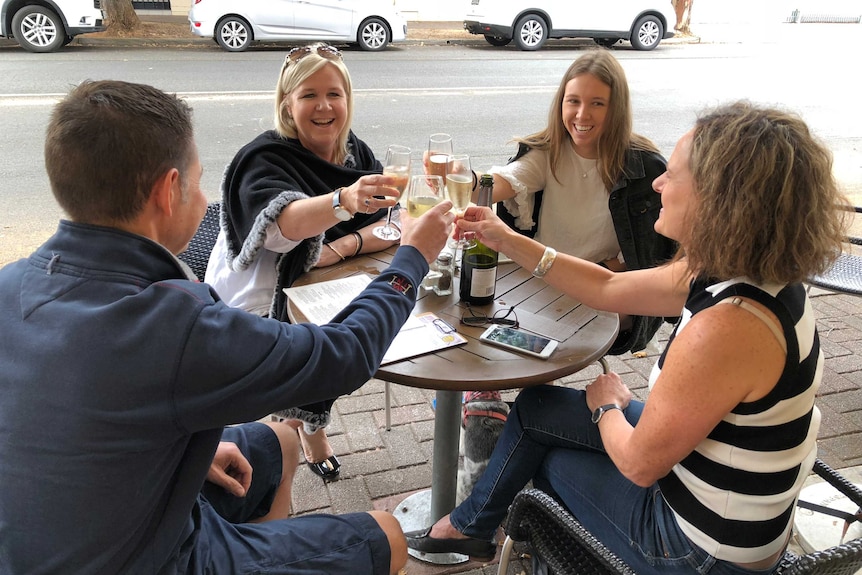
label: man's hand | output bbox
[399,200,454,263]
[207,441,252,498]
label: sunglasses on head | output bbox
[460,304,519,328]
[284,45,343,66]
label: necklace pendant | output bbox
[582,172,588,178]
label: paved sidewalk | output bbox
[284,287,862,575]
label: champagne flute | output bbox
[427,133,453,180]
[372,145,411,241]
[406,175,445,218]
[445,154,475,249]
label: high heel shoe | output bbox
[307,454,340,480]
[405,527,496,561]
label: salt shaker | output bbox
[433,253,454,296]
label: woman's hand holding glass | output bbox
[445,153,475,249]
[372,144,412,241]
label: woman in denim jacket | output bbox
[490,50,675,354]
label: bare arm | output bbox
[276,174,399,241]
[590,301,786,486]
[457,206,689,318]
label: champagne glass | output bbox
[445,154,475,249]
[427,133,453,180]
[372,145,411,241]
[406,175,445,218]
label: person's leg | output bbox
[450,384,618,539]
[368,510,408,575]
[192,508,397,575]
[250,421,299,522]
[275,399,340,478]
[412,384,639,552]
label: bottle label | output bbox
[470,267,497,298]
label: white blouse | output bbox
[205,222,302,317]
[491,146,621,264]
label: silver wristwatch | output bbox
[591,403,622,424]
[332,188,352,222]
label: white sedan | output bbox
[464,0,676,51]
[189,0,407,52]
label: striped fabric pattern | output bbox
[650,277,822,563]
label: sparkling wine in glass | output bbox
[427,133,453,180]
[406,175,444,218]
[445,154,476,249]
[372,145,412,241]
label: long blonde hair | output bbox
[274,43,354,165]
[516,49,658,190]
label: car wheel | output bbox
[513,14,547,51]
[357,17,389,51]
[594,38,618,48]
[215,16,252,52]
[630,15,663,51]
[12,5,65,53]
[484,34,511,47]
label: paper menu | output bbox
[283,274,467,365]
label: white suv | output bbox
[464,0,676,51]
[1,0,104,52]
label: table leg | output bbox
[392,388,467,565]
[430,389,461,522]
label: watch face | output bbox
[334,207,352,221]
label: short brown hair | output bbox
[45,80,194,224]
[686,101,848,284]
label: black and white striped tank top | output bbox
[651,277,822,563]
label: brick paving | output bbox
[282,287,862,574]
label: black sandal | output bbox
[307,454,340,480]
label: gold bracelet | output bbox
[532,246,557,278]
[351,231,363,257]
[326,243,346,261]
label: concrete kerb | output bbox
[70,19,706,48]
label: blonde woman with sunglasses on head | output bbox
[206,43,404,481]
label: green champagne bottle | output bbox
[459,174,498,305]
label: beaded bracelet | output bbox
[532,246,557,278]
[326,243,346,261]
[351,232,363,257]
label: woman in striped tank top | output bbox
[406,102,849,574]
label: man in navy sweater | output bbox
[0,80,453,574]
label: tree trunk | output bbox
[671,0,693,35]
[104,0,141,33]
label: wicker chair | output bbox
[177,202,221,281]
[498,459,862,575]
[807,206,862,296]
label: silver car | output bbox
[189,0,407,52]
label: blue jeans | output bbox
[449,385,777,575]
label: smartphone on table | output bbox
[479,325,559,359]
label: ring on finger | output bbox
[364,197,371,207]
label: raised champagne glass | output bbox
[406,175,445,218]
[445,153,475,249]
[427,133,453,181]
[372,144,411,241]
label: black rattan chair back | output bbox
[177,202,221,282]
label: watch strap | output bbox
[592,403,622,424]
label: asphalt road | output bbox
[1,25,860,265]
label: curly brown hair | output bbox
[685,101,848,284]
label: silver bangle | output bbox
[532,246,557,278]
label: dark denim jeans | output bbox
[448,385,778,575]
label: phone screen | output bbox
[483,326,555,355]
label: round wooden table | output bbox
[288,246,619,564]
